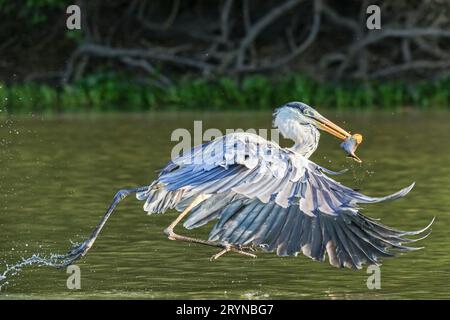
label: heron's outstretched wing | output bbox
[137,132,432,268]
[138,132,408,214]
[179,161,431,269]
[185,193,432,269]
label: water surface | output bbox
[1,111,449,299]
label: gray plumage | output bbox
[135,102,433,269]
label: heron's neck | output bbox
[275,119,320,158]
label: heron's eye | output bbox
[303,109,314,117]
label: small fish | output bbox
[341,133,363,163]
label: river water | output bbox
[0,111,449,299]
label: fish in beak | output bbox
[311,114,363,163]
[340,134,363,163]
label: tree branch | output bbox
[77,43,214,72]
[232,0,322,73]
[235,0,305,66]
[371,60,450,78]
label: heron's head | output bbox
[274,101,352,139]
[273,102,361,159]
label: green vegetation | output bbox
[1,74,449,114]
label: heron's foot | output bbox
[210,244,257,261]
[52,239,93,269]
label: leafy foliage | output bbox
[1,75,449,114]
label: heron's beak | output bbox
[312,114,351,140]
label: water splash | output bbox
[0,243,80,291]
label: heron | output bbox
[56,102,433,269]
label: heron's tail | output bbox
[317,211,435,268]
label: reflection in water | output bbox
[0,111,450,299]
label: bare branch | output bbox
[137,18,224,44]
[11,0,450,83]
[221,0,234,43]
[414,37,450,60]
[233,0,322,73]
[321,1,358,32]
[120,57,172,87]
[77,43,214,72]
[271,0,322,68]
[336,26,450,80]
[401,39,412,63]
[356,28,450,50]
[236,0,305,66]
[371,60,450,78]
[163,0,180,30]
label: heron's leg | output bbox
[54,185,150,268]
[164,194,209,236]
[164,195,256,259]
[210,244,257,261]
[163,194,217,246]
